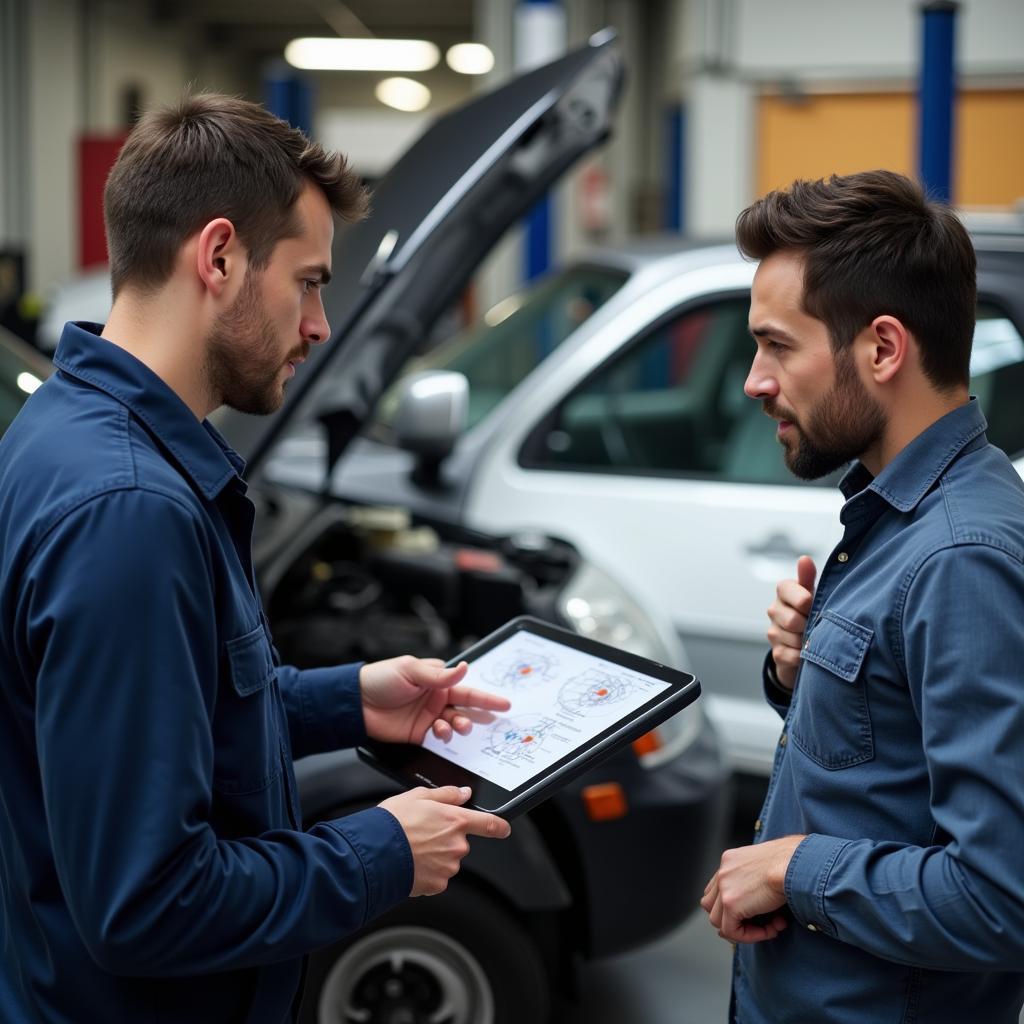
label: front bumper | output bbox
[547,712,731,959]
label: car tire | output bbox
[299,878,552,1024]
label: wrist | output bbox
[768,835,805,892]
[765,656,793,693]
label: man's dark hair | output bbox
[104,92,369,297]
[735,169,976,390]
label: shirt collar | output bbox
[839,398,987,512]
[53,321,245,500]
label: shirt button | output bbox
[837,552,849,563]
[807,923,818,932]
[779,733,788,747]
[754,818,762,832]
[803,640,810,650]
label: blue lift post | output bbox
[264,61,314,137]
[918,1,959,204]
[519,0,563,283]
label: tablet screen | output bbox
[421,627,671,791]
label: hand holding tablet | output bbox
[359,616,701,818]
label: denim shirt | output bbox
[734,400,1024,1024]
[0,324,413,1023]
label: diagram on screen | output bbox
[482,717,557,761]
[558,670,637,717]
[484,650,558,690]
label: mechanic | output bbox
[701,170,1024,1022]
[0,93,511,1022]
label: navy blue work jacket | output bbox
[735,400,1024,1023]
[0,323,413,1023]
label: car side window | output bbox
[971,299,1024,459]
[0,341,41,437]
[525,297,797,484]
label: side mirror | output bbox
[393,370,469,483]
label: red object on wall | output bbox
[78,135,127,269]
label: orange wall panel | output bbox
[757,90,1024,208]
[956,91,1024,207]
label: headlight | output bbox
[557,561,704,768]
[557,560,679,664]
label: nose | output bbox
[301,292,331,346]
[744,351,778,400]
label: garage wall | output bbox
[757,88,1024,207]
[679,0,1024,237]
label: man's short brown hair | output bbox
[104,92,368,298]
[735,169,976,390]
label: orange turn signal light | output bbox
[631,730,663,758]
[582,782,628,821]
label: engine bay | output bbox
[265,502,578,668]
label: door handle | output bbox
[745,533,804,561]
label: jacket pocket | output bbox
[212,624,283,795]
[790,611,874,770]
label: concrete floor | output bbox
[562,877,1024,1024]
[564,908,734,1024]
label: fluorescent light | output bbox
[375,77,431,112]
[446,42,495,75]
[285,37,439,72]
[17,372,42,395]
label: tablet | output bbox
[357,615,700,818]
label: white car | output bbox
[268,225,1024,779]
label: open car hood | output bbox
[219,29,623,477]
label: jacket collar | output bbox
[53,322,245,500]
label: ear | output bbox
[195,218,245,298]
[865,315,911,385]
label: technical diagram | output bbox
[558,669,636,716]
[482,717,557,761]
[484,650,558,690]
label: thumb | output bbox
[418,785,472,805]
[416,660,470,691]
[796,555,817,595]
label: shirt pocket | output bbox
[212,624,283,795]
[790,611,874,770]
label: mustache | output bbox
[763,399,798,423]
[286,344,311,364]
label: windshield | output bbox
[368,264,627,440]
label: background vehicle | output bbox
[0,326,51,431]
[17,36,730,1024]
[265,222,1024,786]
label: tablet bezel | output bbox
[357,615,701,818]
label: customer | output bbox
[0,93,511,1023]
[701,169,1024,1023]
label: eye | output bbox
[302,279,320,295]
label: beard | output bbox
[767,347,887,481]
[204,270,306,416]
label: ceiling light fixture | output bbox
[445,42,495,75]
[375,77,432,112]
[284,37,439,72]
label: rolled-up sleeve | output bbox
[23,488,412,977]
[783,544,1024,970]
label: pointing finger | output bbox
[446,685,511,712]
